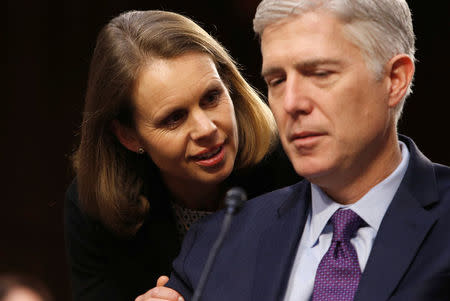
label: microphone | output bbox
[191,187,247,301]
[224,187,247,214]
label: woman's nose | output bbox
[189,110,218,141]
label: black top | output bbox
[64,146,300,301]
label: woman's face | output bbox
[131,52,239,191]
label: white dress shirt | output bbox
[283,142,410,301]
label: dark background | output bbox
[4,1,449,300]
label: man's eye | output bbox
[309,70,333,78]
[316,71,331,77]
[267,77,285,87]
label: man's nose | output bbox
[283,75,313,116]
[190,110,218,141]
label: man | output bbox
[142,0,450,300]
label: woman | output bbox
[65,10,299,301]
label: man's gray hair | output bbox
[253,0,416,122]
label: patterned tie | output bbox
[312,209,364,301]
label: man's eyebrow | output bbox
[261,58,342,78]
[296,58,342,69]
[261,67,284,79]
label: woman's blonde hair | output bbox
[73,10,277,237]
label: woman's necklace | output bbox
[171,202,212,240]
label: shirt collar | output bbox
[308,141,410,247]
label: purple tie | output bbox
[312,209,364,301]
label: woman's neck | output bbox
[164,178,226,211]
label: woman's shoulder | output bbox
[64,176,175,240]
[65,177,79,203]
[64,177,132,246]
[65,177,86,222]
[64,177,108,241]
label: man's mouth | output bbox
[290,131,324,141]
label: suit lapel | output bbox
[354,187,436,301]
[251,182,311,301]
[355,136,439,301]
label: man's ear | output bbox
[386,54,415,108]
[111,119,141,153]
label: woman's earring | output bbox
[137,147,145,154]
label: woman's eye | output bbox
[202,90,221,106]
[163,110,185,128]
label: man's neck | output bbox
[317,133,402,205]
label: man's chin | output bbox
[293,163,332,183]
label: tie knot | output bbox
[330,209,363,242]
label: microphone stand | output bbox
[191,187,246,301]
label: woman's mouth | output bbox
[191,145,225,167]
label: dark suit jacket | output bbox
[167,136,450,301]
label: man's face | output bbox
[261,11,395,189]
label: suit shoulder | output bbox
[434,162,450,180]
[205,180,308,232]
[433,163,450,203]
